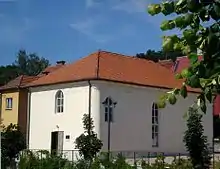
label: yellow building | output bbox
[0,75,38,136]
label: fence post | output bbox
[133,152,136,166]
[148,152,150,165]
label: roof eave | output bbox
[26,78,200,94]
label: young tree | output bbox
[147,1,220,113]
[75,114,103,161]
[1,124,26,168]
[184,107,211,169]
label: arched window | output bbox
[55,90,64,113]
[152,103,159,147]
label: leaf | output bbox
[184,13,194,25]
[181,68,191,78]
[162,36,174,51]
[176,0,186,6]
[173,88,180,95]
[148,4,161,15]
[173,42,182,51]
[180,84,188,98]
[175,73,183,79]
[188,53,198,64]
[168,93,177,105]
[175,16,185,28]
[183,29,197,44]
[160,20,175,31]
[161,1,175,15]
[197,94,207,113]
[199,8,210,21]
[199,78,207,88]
[187,0,200,12]
[189,75,201,88]
[205,88,212,103]
[157,100,166,108]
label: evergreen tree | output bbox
[184,107,211,169]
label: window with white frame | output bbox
[6,98,13,110]
[55,90,64,113]
[152,102,159,147]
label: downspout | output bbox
[0,93,2,123]
[88,80,92,137]
[26,89,31,149]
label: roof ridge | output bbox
[95,49,101,79]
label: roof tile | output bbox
[28,51,196,92]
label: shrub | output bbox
[1,123,26,169]
[183,107,211,169]
[75,114,103,161]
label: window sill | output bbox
[5,108,12,110]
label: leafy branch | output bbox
[148,0,220,113]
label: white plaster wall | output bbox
[28,81,100,152]
[29,80,213,155]
[94,81,213,154]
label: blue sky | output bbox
[0,0,174,65]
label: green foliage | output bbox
[18,150,74,169]
[148,0,220,113]
[1,123,26,168]
[18,151,195,169]
[0,49,49,85]
[75,113,103,161]
[136,49,183,62]
[15,50,50,76]
[183,107,211,169]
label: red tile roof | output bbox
[159,59,174,69]
[173,56,203,73]
[38,64,65,76]
[0,75,39,91]
[172,55,220,116]
[27,50,197,92]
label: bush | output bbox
[18,150,74,169]
[75,114,103,161]
[1,123,26,169]
[17,151,194,169]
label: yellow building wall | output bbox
[1,91,19,127]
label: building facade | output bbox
[28,80,213,155]
[26,51,213,157]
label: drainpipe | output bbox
[26,90,31,149]
[88,80,92,137]
[0,93,1,167]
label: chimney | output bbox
[41,71,49,75]
[56,60,66,65]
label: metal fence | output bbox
[11,149,220,169]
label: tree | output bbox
[75,114,103,162]
[184,107,211,168]
[0,65,20,85]
[14,49,50,76]
[1,123,26,168]
[136,49,183,62]
[0,50,50,86]
[147,1,220,113]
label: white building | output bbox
[27,51,213,157]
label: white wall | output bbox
[94,81,213,154]
[29,80,213,156]
[28,81,100,152]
